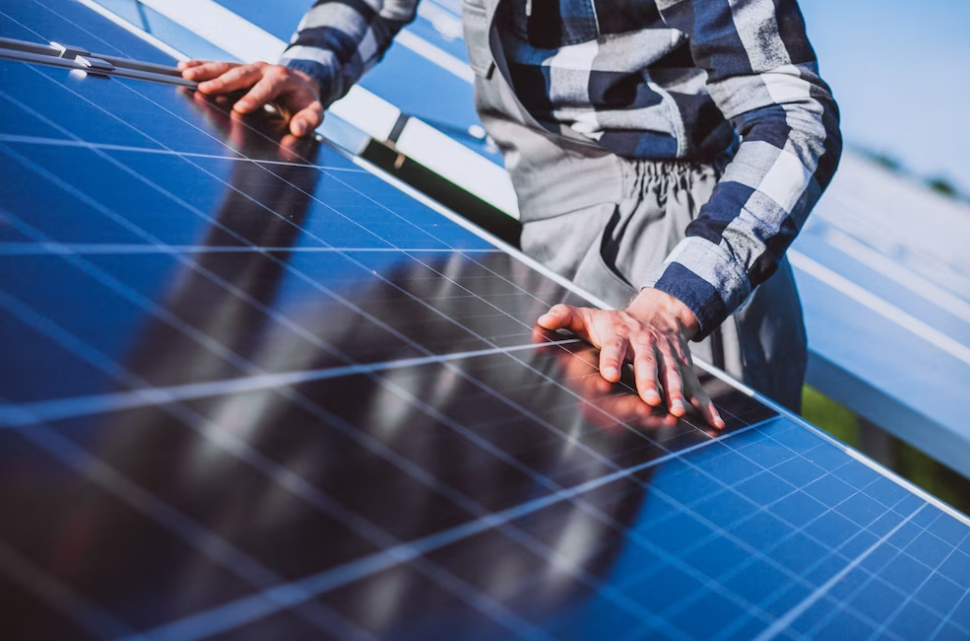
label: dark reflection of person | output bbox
[175,0,842,427]
[1,102,698,640]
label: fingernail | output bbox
[292,120,306,136]
[671,399,684,414]
[198,81,211,90]
[603,367,618,380]
[236,100,251,111]
[645,390,661,405]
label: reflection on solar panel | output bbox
[2,2,970,640]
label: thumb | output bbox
[289,102,323,137]
[537,304,594,341]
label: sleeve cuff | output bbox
[643,237,751,339]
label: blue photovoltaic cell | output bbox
[2,1,970,640]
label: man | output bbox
[180,0,841,428]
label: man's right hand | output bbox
[179,61,324,138]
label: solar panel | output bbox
[2,2,970,640]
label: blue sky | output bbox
[800,0,970,193]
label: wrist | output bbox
[291,69,322,103]
[627,287,700,339]
[281,59,331,105]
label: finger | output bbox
[598,337,628,383]
[290,102,323,137]
[182,61,238,82]
[537,304,591,340]
[178,59,209,71]
[632,342,661,406]
[234,71,286,113]
[691,382,725,430]
[658,349,686,417]
[197,63,262,95]
[685,375,725,429]
[705,402,725,429]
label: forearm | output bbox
[649,84,841,336]
[279,0,418,107]
[653,0,842,338]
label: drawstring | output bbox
[623,149,733,213]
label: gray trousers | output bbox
[473,70,807,412]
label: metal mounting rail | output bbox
[0,36,196,88]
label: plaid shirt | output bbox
[281,0,841,336]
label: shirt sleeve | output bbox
[650,0,842,338]
[279,0,419,108]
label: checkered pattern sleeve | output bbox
[646,0,842,339]
[279,0,419,108]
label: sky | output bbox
[799,0,970,194]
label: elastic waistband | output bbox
[515,149,732,223]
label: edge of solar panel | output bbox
[352,158,970,528]
[307,127,970,539]
[8,0,970,576]
[325,84,970,540]
[5,1,966,523]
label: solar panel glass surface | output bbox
[2,2,970,640]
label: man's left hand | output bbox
[179,60,323,138]
[537,287,725,429]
